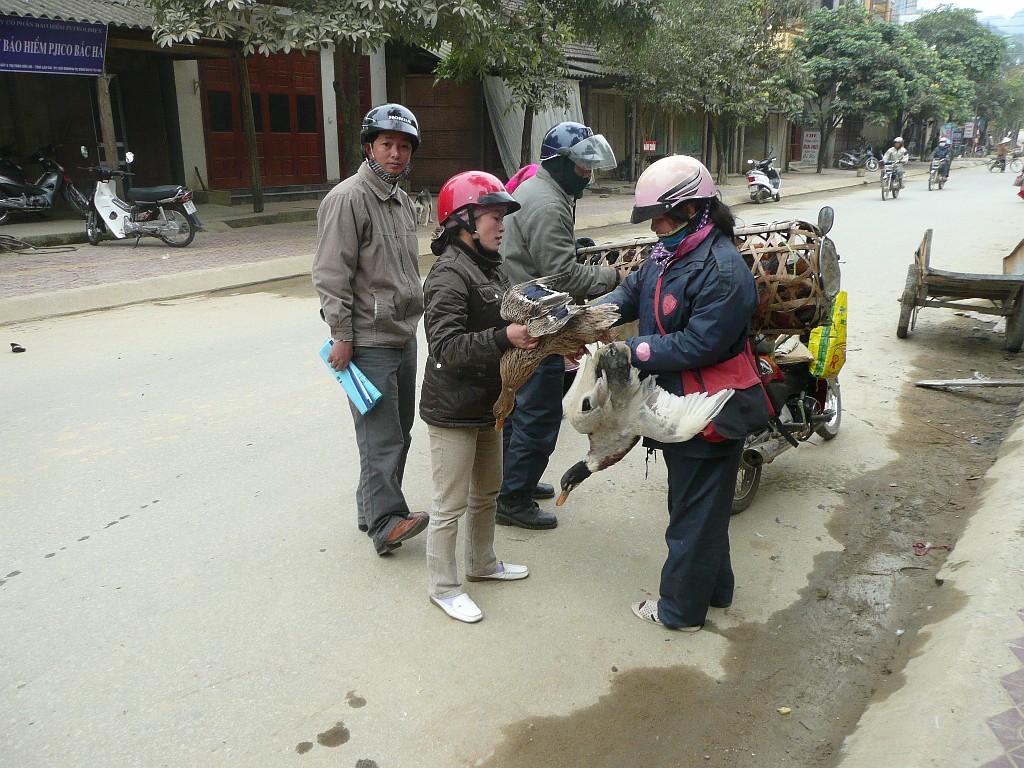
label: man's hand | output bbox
[506,323,539,350]
[327,340,353,371]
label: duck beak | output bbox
[557,460,592,506]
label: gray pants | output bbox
[426,424,501,599]
[348,341,417,544]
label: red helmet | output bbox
[437,171,520,225]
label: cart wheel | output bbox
[1005,291,1024,353]
[897,264,919,339]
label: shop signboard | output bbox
[0,14,107,76]
[801,130,820,165]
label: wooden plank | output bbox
[916,379,1024,389]
[1004,236,1024,276]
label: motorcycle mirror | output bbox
[125,151,135,164]
[80,145,89,159]
[817,206,834,235]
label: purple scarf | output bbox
[649,222,715,273]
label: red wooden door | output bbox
[199,53,325,189]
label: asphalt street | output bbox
[1,161,1023,768]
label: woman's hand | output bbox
[506,323,539,350]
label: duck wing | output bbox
[563,353,612,436]
[632,381,734,443]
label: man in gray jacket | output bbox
[497,121,622,530]
[312,103,428,556]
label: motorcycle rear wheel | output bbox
[928,171,935,191]
[62,184,90,217]
[814,379,842,440]
[732,455,761,515]
[881,180,889,200]
[892,180,900,199]
[0,207,9,226]
[866,158,879,172]
[158,207,196,247]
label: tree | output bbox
[791,4,914,172]
[438,0,660,168]
[603,0,804,183]
[908,6,1008,137]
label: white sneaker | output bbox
[466,562,529,582]
[431,593,483,623]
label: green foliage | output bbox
[602,0,804,180]
[147,0,500,54]
[908,5,1007,85]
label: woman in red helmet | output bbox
[419,171,538,623]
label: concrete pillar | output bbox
[369,47,386,107]
[320,47,341,181]
[172,60,208,193]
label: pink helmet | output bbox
[631,155,717,224]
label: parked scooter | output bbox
[80,146,202,247]
[838,146,879,172]
[0,144,91,225]
[732,207,843,513]
[746,153,781,203]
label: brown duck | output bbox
[493,275,619,430]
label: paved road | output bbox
[1,163,1022,768]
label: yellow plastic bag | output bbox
[807,290,847,378]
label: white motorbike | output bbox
[746,154,781,203]
[79,147,202,247]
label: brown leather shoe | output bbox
[377,513,428,554]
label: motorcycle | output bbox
[880,161,902,200]
[928,158,949,191]
[746,154,781,203]
[0,144,91,225]
[733,207,842,513]
[838,146,879,172]
[80,146,202,247]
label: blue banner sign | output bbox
[0,14,107,76]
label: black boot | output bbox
[533,482,555,500]
[496,495,557,530]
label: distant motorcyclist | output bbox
[882,137,909,188]
[931,137,952,178]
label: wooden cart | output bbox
[896,230,1024,352]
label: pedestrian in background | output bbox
[312,103,428,556]
[496,121,623,531]
[598,155,766,631]
[420,171,534,623]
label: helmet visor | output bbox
[566,134,618,171]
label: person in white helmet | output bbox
[931,136,952,179]
[595,155,768,632]
[882,137,909,188]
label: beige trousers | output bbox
[426,424,501,599]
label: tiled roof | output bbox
[0,0,155,30]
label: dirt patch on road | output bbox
[480,314,1024,768]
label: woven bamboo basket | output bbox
[577,219,838,336]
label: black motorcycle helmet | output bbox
[360,104,420,153]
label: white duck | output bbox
[557,341,734,506]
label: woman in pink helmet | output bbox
[419,171,538,623]
[593,155,767,631]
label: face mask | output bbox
[657,215,692,249]
[543,157,590,199]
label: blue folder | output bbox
[319,340,382,415]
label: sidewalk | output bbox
[0,163,943,326]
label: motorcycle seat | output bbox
[127,185,186,203]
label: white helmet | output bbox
[938,137,948,145]
[894,136,904,144]
[631,155,717,224]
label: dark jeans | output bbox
[657,442,743,628]
[348,341,417,543]
[500,354,563,499]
